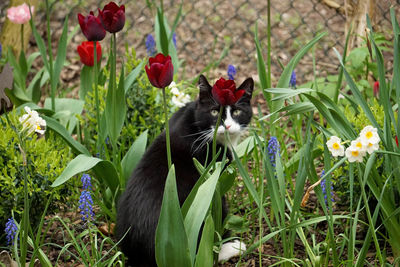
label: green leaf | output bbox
[51,154,102,187]
[194,214,215,267]
[156,8,169,56]
[43,115,90,155]
[155,165,192,267]
[121,130,148,183]
[27,68,44,103]
[333,48,380,130]
[184,165,222,262]
[124,60,145,93]
[44,98,84,134]
[254,22,270,102]
[52,16,68,93]
[271,32,327,114]
[79,65,93,100]
[105,65,126,146]
[51,154,119,194]
[29,15,49,71]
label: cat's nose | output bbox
[225,124,231,129]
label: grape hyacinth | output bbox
[320,170,334,207]
[172,32,177,48]
[145,34,157,56]
[267,136,280,167]
[289,70,296,88]
[5,217,18,245]
[227,64,236,80]
[79,174,94,223]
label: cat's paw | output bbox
[218,240,246,262]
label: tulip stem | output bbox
[93,40,101,155]
[20,24,24,52]
[212,105,224,163]
[162,87,172,169]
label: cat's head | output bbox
[194,74,254,146]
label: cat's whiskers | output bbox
[191,129,214,154]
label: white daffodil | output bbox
[345,139,366,162]
[365,142,380,154]
[19,106,46,135]
[359,125,380,146]
[169,82,191,108]
[326,136,345,157]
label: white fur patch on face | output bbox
[212,107,243,147]
[218,240,247,262]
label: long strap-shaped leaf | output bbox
[155,165,192,267]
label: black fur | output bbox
[116,75,253,266]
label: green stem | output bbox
[162,88,172,169]
[93,40,101,156]
[112,33,119,166]
[19,140,29,265]
[45,0,55,111]
[212,106,224,161]
[20,24,24,52]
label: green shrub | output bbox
[0,109,75,245]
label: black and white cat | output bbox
[116,74,254,266]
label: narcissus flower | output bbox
[78,11,106,41]
[7,3,34,24]
[359,125,380,146]
[77,41,102,66]
[19,106,46,135]
[212,78,244,106]
[169,82,190,108]
[326,136,344,157]
[345,139,366,162]
[98,2,125,33]
[145,53,174,88]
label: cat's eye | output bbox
[232,109,242,116]
[210,110,219,116]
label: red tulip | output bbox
[145,53,174,88]
[212,77,244,106]
[98,2,125,33]
[77,41,102,66]
[78,11,106,41]
[396,136,399,147]
[373,81,379,97]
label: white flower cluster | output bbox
[326,125,380,163]
[19,106,46,135]
[169,82,191,108]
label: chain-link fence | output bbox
[1,0,399,85]
[126,0,399,84]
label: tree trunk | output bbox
[0,0,39,56]
[344,0,376,49]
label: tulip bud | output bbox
[77,41,102,66]
[78,12,106,41]
[145,53,174,89]
[212,78,244,106]
[98,2,125,33]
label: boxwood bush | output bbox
[0,109,76,245]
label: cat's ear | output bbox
[237,77,254,103]
[198,74,213,103]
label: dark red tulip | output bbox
[98,2,125,33]
[77,41,102,66]
[212,77,244,106]
[145,53,174,89]
[373,81,379,97]
[78,12,106,41]
[396,136,399,147]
